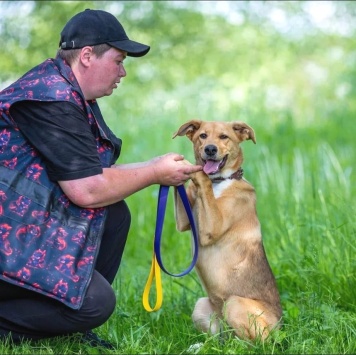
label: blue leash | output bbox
[154,184,199,277]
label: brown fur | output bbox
[173,120,282,341]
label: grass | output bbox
[2,108,355,354]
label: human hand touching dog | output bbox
[177,157,210,189]
[150,153,202,186]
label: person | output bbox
[0,8,202,349]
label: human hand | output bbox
[151,153,202,186]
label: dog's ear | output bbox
[232,122,256,144]
[172,120,202,141]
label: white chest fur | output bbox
[212,179,234,198]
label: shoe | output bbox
[79,330,115,350]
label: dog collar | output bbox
[211,167,244,183]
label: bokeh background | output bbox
[2,1,356,131]
[1,1,355,172]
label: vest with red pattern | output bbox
[0,56,120,309]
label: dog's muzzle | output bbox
[202,145,227,175]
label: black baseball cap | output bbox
[59,9,150,57]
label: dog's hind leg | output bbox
[224,295,280,341]
[192,297,221,335]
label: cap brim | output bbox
[108,39,150,57]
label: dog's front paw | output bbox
[190,170,210,186]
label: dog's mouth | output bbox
[203,156,227,175]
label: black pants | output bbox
[0,201,131,341]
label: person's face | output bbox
[86,47,127,99]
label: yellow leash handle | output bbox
[142,251,163,312]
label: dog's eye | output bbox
[199,133,207,139]
[220,134,228,139]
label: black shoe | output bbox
[80,330,115,350]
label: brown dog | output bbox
[173,120,282,341]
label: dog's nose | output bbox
[204,145,217,157]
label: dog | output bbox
[172,120,282,341]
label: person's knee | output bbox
[98,285,116,319]
[79,272,116,329]
[85,285,116,327]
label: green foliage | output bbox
[0,1,355,354]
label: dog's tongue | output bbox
[203,160,220,174]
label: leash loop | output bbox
[142,251,163,312]
[142,184,198,312]
[154,185,199,277]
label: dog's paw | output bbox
[191,170,210,185]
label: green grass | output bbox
[2,109,355,354]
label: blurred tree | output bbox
[1,0,356,131]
